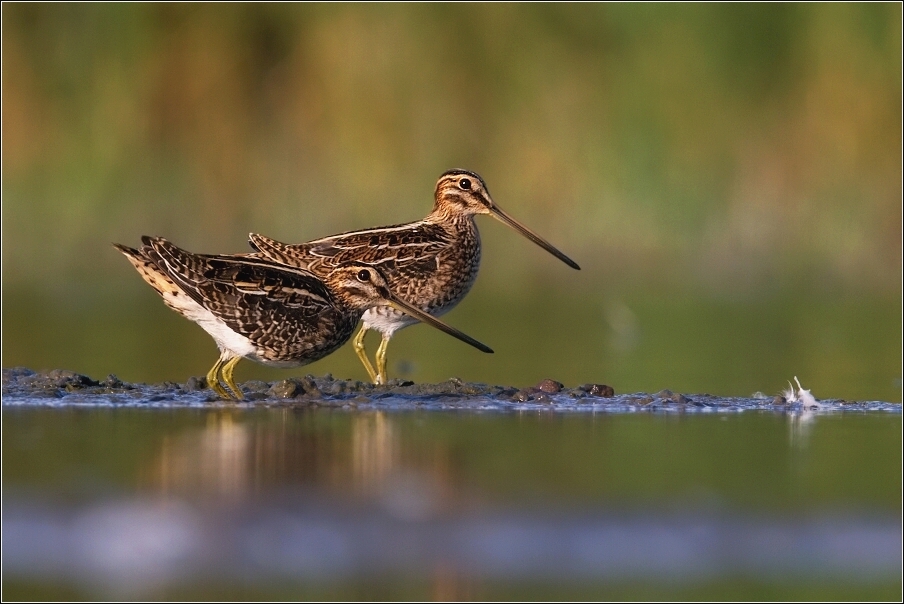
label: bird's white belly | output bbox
[174,295,260,361]
[362,303,452,337]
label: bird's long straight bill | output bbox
[489,206,581,270]
[387,300,493,354]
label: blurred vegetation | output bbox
[2,4,901,398]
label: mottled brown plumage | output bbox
[114,236,491,399]
[247,169,580,384]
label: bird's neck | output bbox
[426,204,478,235]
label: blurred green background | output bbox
[2,3,901,400]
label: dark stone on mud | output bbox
[534,392,553,404]
[328,381,348,396]
[3,367,35,385]
[459,383,486,395]
[102,374,124,389]
[298,376,322,398]
[651,389,692,404]
[185,376,207,392]
[268,379,301,399]
[242,380,271,394]
[536,379,564,394]
[512,389,532,402]
[395,379,467,397]
[48,369,99,389]
[581,384,615,397]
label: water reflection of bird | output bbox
[114,237,492,400]
[248,169,580,385]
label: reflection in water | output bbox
[134,410,473,594]
[788,410,817,450]
[350,412,399,495]
[145,412,251,501]
[141,410,453,518]
[4,408,901,599]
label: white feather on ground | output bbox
[782,376,822,409]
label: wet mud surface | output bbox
[3,367,899,413]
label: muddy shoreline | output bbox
[3,367,899,412]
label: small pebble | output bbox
[242,380,271,394]
[581,384,615,397]
[184,376,207,392]
[299,376,323,398]
[268,379,300,399]
[512,389,532,402]
[103,374,124,389]
[536,379,564,394]
[328,382,348,395]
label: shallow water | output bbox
[3,370,901,600]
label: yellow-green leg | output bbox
[374,334,391,386]
[352,324,379,384]
[220,355,244,400]
[206,357,231,399]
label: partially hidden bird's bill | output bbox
[386,299,493,354]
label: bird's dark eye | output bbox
[357,270,370,282]
[459,178,471,190]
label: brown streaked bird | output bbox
[114,237,493,400]
[247,169,580,385]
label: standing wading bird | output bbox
[114,237,492,400]
[247,169,580,385]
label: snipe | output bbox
[114,236,492,399]
[248,169,579,385]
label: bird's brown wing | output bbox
[248,221,452,277]
[142,237,346,359]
